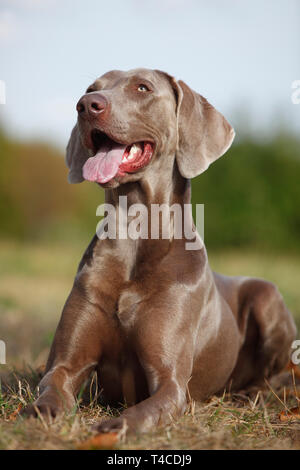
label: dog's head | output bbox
[66,68,235,188]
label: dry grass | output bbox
[0,240,300,450]
[1,368,300,450]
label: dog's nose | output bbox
[76,93,108,118]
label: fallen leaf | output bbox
[286,361,300,380]
[77,432,119,450]
[8,403,23,421]
[279,407,300,422]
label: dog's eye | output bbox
[137,84,150,92]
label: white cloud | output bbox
[0,0,57,42]
[0,10,18,41]
[134,0,191,10]
[4,0,57,9]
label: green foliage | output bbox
[192,136,300,253]
[0,128,299,252]
[0,128,103,242]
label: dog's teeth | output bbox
[128,143,142,160]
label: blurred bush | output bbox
[0,127,103,242]
[192,135,300,253]
[0,127,299,252]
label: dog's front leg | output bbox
[23,282,114,418]
[94,291,194,434]
[95,376,189,434]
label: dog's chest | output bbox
[99,351,149,406]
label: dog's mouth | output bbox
[82,130,154,184]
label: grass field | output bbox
[0,239,300,450]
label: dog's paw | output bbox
[20,401,63,419]
[92,417,129,434]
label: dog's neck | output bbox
[89,160,202,271]
[100,161,194,255]
[105,161,191,208]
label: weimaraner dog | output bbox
[24,69,296,433]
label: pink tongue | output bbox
[83,142,127,183]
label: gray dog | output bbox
[24,69,296,434]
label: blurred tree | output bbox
[0,128,103,241]
[0,127,299,252]
[192,135,300,252]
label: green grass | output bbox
[210,249,300,330]
[0,239,300,449]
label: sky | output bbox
[0,0,299,149]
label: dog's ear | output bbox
[169,77,235,178]
[65,124,89,183]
